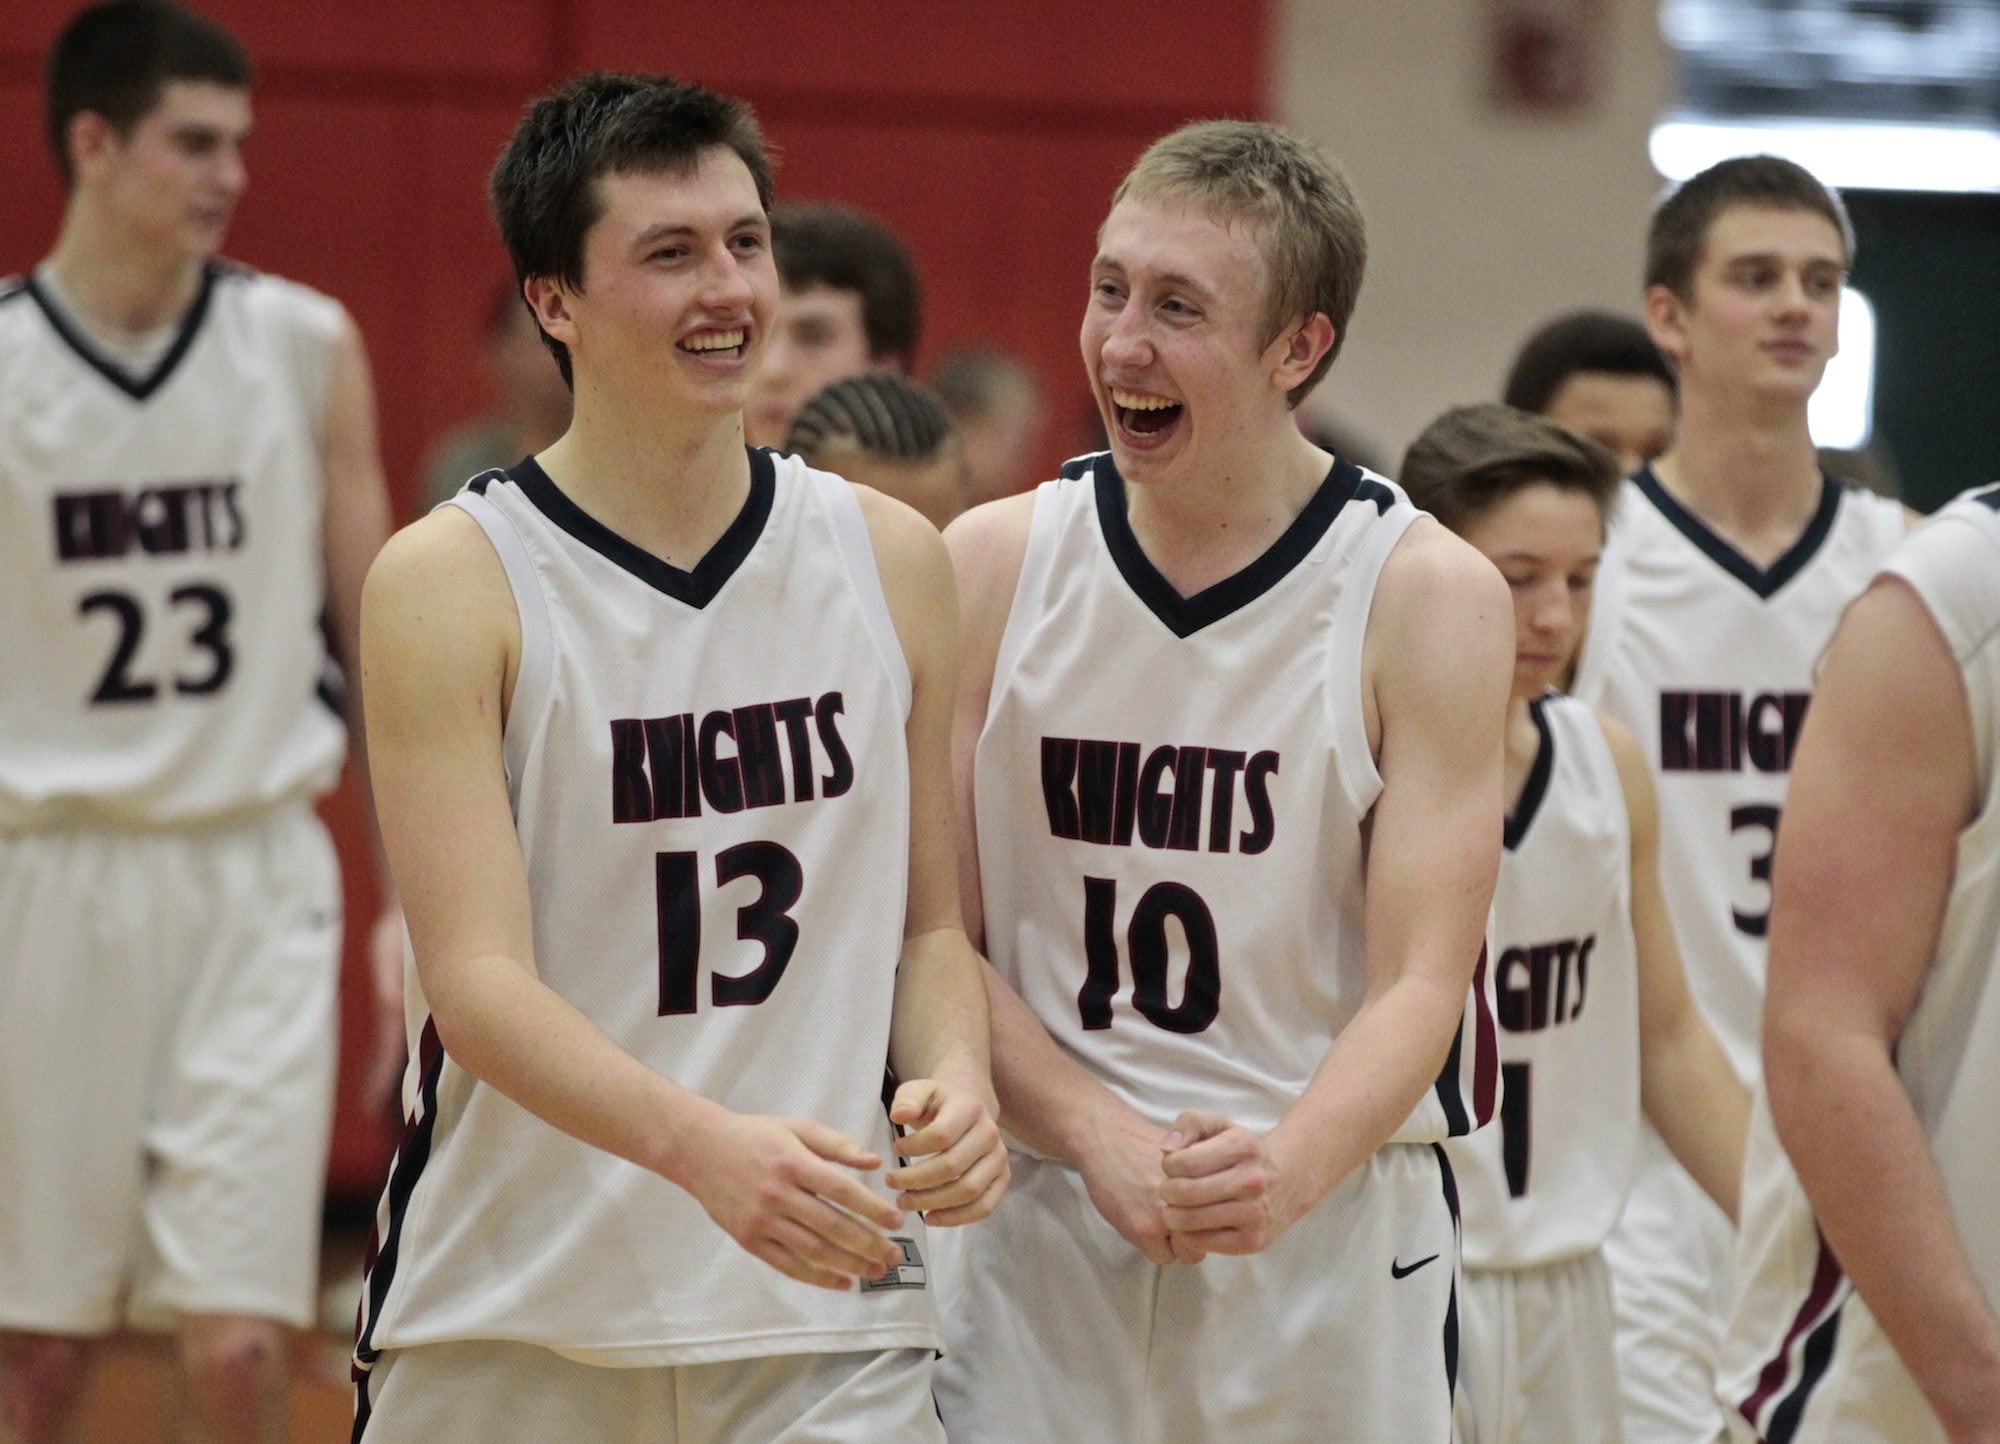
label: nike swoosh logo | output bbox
[1390,1253,1439,1280]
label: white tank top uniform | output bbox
[935,453,1494,1444]
[0,262,347,1336]
[0,262,348,831]
[1719,483,2000,1444]
[1573,466,1907,1444]
[1575,468,1906,1081]
[353,451,937,1377]
[1447,693,1639,1442]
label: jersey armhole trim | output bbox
[1326,499,1418,816]
[442,486,550,800]
[985,480,1067,731]
[810,468,913,719]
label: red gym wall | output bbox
[0,1,1270,1201]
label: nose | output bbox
[214,142,247,198]
[702,245,757,313]
[1531,580,1574,637]
[1098,302,1153,371]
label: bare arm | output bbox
[1604,714,1748,1221]
[1763,575,1999,1442]
[316,316,406,1110]
[364,512,905,1291]
[1161,522,1512,1254]
[942,497,1177,1262]
[852,488,1007,1228]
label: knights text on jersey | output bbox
[354,451,937,1368]
[974,451,1496,1145]
[0,263,348,830]
[1571,468,1905,1082]
[1448,694,1640,1270]
[1719,485,2000,1443]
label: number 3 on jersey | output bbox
[1077,875,1221,1034]
[654,843,802,1015]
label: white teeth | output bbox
[1110,389,1179,410]
[682,329,745,352]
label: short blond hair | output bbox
[1113,120,1365,407]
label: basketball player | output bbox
[784,371,970,530]
[1402,404,1748,1443]
[0,5,399,1441]
[349,73,1004,1442]
[933,120,1511,1442]
[1502,310,1679,477]
[1571,156,1910,1443]
[745,202,920,448]
[1717,482,2000,1443]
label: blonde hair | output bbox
[1114,120,1365,406]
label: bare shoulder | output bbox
[1372,515,1511,646]
[364,505,515,645]
[847,480,955,615]
[942,492,1037,619]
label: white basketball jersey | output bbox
[355,451,937,1368]
[1719,484,2000,1443]
[1573,467,1904,1081]
[974,453,1497,1146]
[1449,694,1640,1270]
[0,263,348,830]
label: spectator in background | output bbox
[931,345,1047,505]
[747,201,921,448]
[786,372,969,531]
[1504,309,1678,476]
[420,282,570,512]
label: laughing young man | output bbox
[934,120,1510,1442]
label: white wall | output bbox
[1278,1,1673,465]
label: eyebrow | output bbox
[631,214,767,249]
[1089,255,1218,302]
[1721,250,1846,271]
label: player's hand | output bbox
[885,1079,1009,1226]
[1076,1114,1178,1265]
[686,1113,908,1292]
[1158,1109,1309,1258]
[364,901,407,1116]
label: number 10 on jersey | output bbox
[1077,875,1221,1035]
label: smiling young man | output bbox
[933,120,1511,1442]
[348,73,1003,1442]
[1571,156,1909,1444]
[0,5,397,1441]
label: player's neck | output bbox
[1651,389,1822,560]
[45,209,205,338]
[1122,425,1330,599]
[535,394,753,571]
[1503,695,1542,814]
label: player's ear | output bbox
[525,275,580,351]
[1643,284,1688,364]
[1271,312,1335,393]
[66,110,119,185]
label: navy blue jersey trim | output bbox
[505,448,774,608]
[1433,1143,1461,1396]
[1766,1301,1845,1443]
[24,261,219,402]
[0,277,28,306]
[1503,695,1556,851]
[1432,1011,1472,1137]
[354,1020,446,1367]
[1634,465,1845,601]
[350,1373,372,1442]
[1975,481,2000,512]
[1092,451,1368,638]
